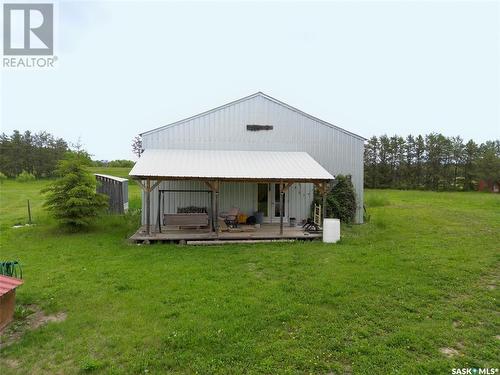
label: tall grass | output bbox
[365,194,390,207]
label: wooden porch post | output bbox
[134,178,162,238]
[278,182,294,236]
[279,182,284,235]
[214,181,220,237]
[205,180,220,237]
[210,188,214,233]
[146,178,151,235]
[157,188,161,233]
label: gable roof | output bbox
[140,92,366,141]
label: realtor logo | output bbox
[3,3,53,55]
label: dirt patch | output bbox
[28,310,67,330]
[440,347,459,358]
[483,270,498,290]
[2,359,20,368]
[343,364,353,375]
[0,304,67,348]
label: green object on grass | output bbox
[0,261,22,279]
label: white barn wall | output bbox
[141,94,365,225]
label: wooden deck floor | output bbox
[130,224,322,243]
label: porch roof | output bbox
[129,149,334,182]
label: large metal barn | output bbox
[129,92,365,242]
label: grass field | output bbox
[0,175,498,374]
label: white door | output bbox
[257,183,287,223]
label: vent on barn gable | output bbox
[246,124,274,131]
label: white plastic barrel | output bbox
[323,218,340,243]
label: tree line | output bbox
[0,130,68,177]
[364,133,500,191]
[0,130,135,178]
[2,129,498,191]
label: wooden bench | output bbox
[164,213,209,229]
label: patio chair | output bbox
[303,204,322,232]
[222,207,240,228]
[303,218,321,232]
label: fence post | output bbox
[27,199,32,224]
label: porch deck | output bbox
[130,224,322,243]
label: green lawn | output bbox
[0,177,498,374]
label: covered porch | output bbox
[129,149,333,243]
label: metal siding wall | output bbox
[219,182,257,215]
[287,182,315,222]
[96,176,128,214]
[143,180,210,227]
[142,95,364,224]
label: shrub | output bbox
[42,153,108,228]
[16,170,36,182]
[313,174,357,223]
[0,172,6,184]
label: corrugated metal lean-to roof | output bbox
[129,149,334,182]
[94,174,128,183]
[0,275,23,297]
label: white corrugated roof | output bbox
[94,174,128,182]
[129,149,333,181]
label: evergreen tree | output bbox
[477,140,500,187]
[43,153,108,228]
[394,136,406,188]
[378,135,392,188]
[441,136,454,190]
[404,135,416,188]
[363,134,498,192]
[451,136,465,189]
[364,136,379,188]
[414,135,425,188]
[314,175,356,223]
[463,140,478,191]
[0,130,68,177]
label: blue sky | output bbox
[1,0,499,160]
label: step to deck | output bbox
[186,239,297,245]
